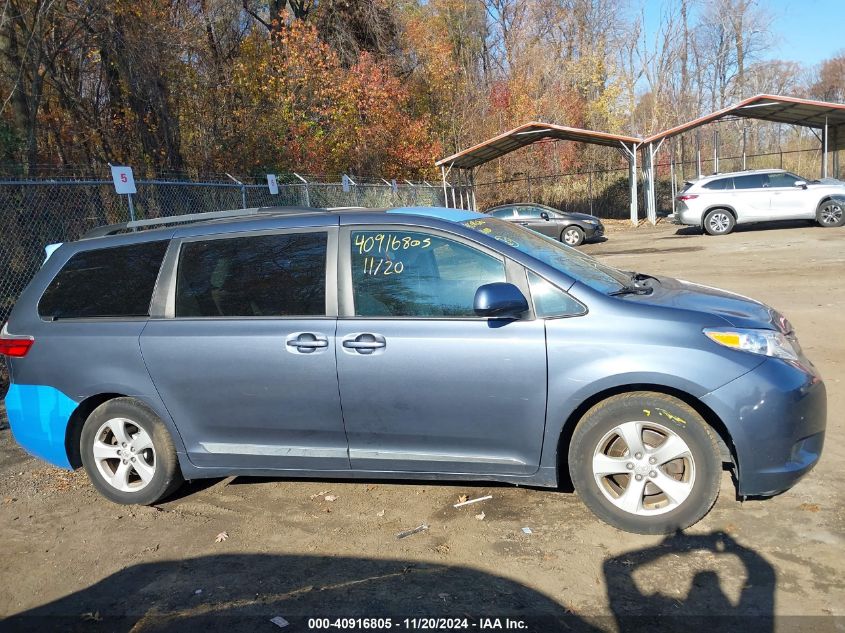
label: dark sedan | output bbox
[485,203,604,246]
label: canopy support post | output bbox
[713,128,719,174]
[696,131,702,178]
[643,138,665,225]
[618,141,639,226]
[823,117,829,179]
[440,165,450,208]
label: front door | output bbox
[141,228,349,471]
[335,226,548,475]
[767,172,814,218]
[515,206,558,238]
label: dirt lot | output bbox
[1,220,843,632]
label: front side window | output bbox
[39,240,168,319]
[175,232,327,317]
[350,230,505,317]
[766,172,801,188]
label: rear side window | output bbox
[39,241,168,319]
[733,174,767,189]
[175,232,327,317]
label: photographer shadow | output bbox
[603,530,775,632]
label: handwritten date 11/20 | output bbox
[360,256,404,276]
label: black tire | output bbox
[816,199,845,227]
[561,225,585,246]
[80,397,183,505]
[568,392,721,534]
[702,208,735,235]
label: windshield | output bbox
[460,217,628,293]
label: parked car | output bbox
[485,203,604,246]
[671,168,845,235]
[1,206,825,534]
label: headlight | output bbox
[704,327,799,360]
[584,219,598,225]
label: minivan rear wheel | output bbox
[703,209,735,235]
[569,392,721,534]
[80,397,183,505]
[816,199,844,227]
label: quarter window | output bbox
[527,271,586,317]
[703,178,733,190]
[350,230,505,317]
[38,241,168,319]
[175,232,327,317]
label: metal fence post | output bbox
[293,172,310,207]
[126,193,137,224]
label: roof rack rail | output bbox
[82,206,322,239]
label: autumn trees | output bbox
[0,0,841,182]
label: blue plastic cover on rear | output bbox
[5,384,76,469]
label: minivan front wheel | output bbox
[81,397,183,505]
[703,209,735,235]
[569,392,721,534]
[816,199,844,227]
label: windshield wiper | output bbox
[627,271,660,284]
[609,285,653,296]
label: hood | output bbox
[808,179,845,190]
[562,211,601,222]
[634,276,790,332]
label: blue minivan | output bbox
[1,207,826,534]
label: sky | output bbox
[640,0,844,68]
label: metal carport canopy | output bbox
[642,94,845,149]
[435,122,643,222]
[638,94,845,225]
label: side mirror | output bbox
[794,180,807,189]
[540,211,550,221]
[474,283,529,319]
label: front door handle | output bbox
[342,333,386,355]
[286,332,329,354]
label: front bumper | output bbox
[584,224,604,239]
[701,358,826,497]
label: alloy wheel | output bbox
[92,417,157,492]
[708,212,731,234]
[592,420,695,516]
[820,202,843,226]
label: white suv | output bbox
[671,169,845,235]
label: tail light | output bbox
[0,323,34,357]
[677,194,699,201]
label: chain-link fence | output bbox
[0,175,444,389]
[473,147,835,220]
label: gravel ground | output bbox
[1,219,843,632]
